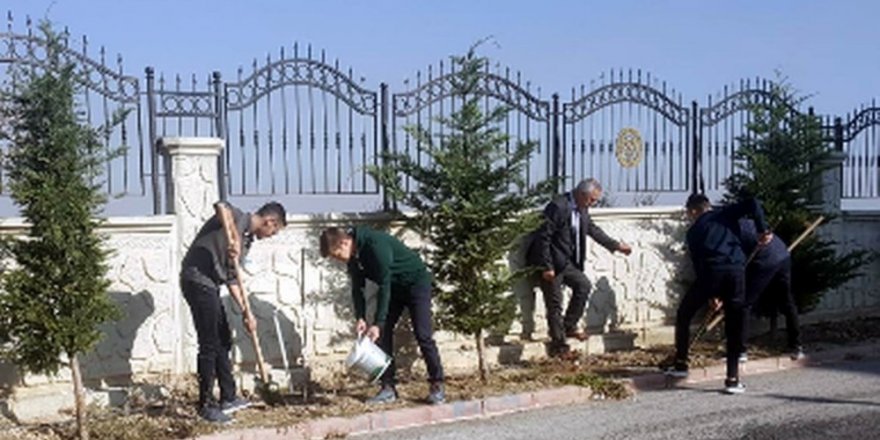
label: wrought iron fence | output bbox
[391,60,553,199]
[1,11,878,216]
[838,103,880,199]
[1,13,152,215]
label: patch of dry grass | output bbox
[3,316,878,440]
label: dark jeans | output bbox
[674,267,745,380]
[744,258,800,351]
[181,279,236,407]
[539,264,592,353]
[378,283,444,386]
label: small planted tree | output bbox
[723,79,872,314]
[371,47,554,381]
[0,23,121,440]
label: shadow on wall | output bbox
[227,294,304,372]
[219,214,412,377]
[503,233,540,341]
[0,362,21,401]
[305,216,410,345]
[0,289,161,398]
[585,276,619,334]
[303,215,429,379]
[81,290,156,387]
[637,215,695,325]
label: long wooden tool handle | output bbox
[687,309,717,352]
[218,205,270,384]
[787,216,825,252]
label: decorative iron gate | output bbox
[561,69,693,198]
[221,44,379,199]
[391,60,553,200]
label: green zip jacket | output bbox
[347,226,431,326]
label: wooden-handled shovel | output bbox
[216,204,279,401]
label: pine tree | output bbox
[723,79,872,315]
[371,47,555,381]
[0,23,121,440]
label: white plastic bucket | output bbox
[345,336,392,383]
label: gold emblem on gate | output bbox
[615,127,643,168]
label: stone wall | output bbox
[814,210,880,314]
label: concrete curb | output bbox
[198,342,880,440]
[196,386,592,440]
[623,342,880,392]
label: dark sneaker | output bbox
[220,397,252,415]
[723,378,746,395]
[664,361,689,378]
[548,341,574,358]
[426,382,446,405]
[738,352,749,363]
[790,346,805,361]
[198,405,232,424]
[551,348,580,361]
[565,329,589,341]
[366,385,397,404]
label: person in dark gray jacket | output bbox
[527,179,632,358]
[738,218,803,362]
[180,201,286,423]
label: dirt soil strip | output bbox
[198,341,880,440]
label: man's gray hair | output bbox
[574,178,602,195]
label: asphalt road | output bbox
[355,358,880,440]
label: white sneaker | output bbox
[790,347,805,361]
[738,352,748,363]
[723,379,746,395]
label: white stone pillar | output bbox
[159,137,223,374]
[814,151,847,215]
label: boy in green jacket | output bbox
[320,226,445,404]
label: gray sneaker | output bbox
[790,346,805,361]
[738,352,748,363]
[198,405,232,424]
[664,361,689,378]
[220,397,252,415]
[426,382,446,405]
[366,385,397,404]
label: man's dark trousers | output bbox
[539,264,592,353]
[378,283,444,385]
[182,279,236,407]
[744,258,800,351]
[674,267,746,379]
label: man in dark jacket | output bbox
[180,201,287,423]
[738,219,803,362]
[320,226,445,405]
[667,194,772,395]
[527,178,632,358]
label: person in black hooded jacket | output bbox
[666,194,772,395]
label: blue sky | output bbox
[2,0,878,214]
[5,0,879,115]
